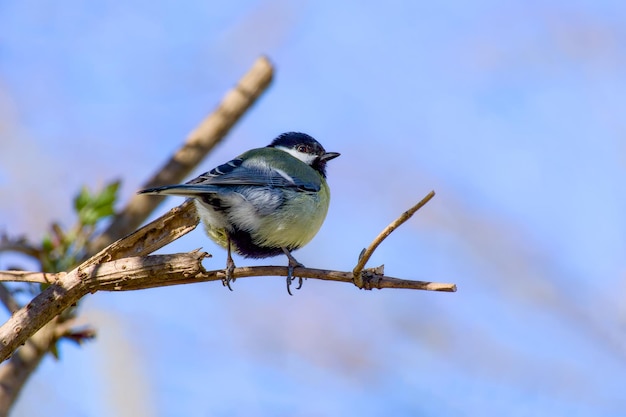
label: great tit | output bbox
[138,132,340,293]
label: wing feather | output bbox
[187,155,321,192]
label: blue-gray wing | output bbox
[187,157,321,192]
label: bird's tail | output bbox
[137,184,220,197]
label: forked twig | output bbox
[353,191,437,288]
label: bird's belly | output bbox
[250,191,328,251]
[193,187,330,258]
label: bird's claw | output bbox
[286,260,305,296]
[221,239,238,291]
[223,258,236,291]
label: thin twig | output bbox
[0,234,41,262]
[353,190,436,288]
[0,272,61,285]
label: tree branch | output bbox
[0,194,200,417]
[0,199,198,285]
[85,199,199,268]
[0,187,456,363]
[0,253,456,293]
[0,319,59,417]
[0,250,456,361]
[0,197,200,363]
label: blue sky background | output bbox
[1,1,626,416]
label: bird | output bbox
[138,132,340,294]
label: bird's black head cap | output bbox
[268,132,339,177]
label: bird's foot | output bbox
[286,263,304,296]
[223,257,236,291]
[283,248,305,296]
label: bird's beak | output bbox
[320,151,340,162]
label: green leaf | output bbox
[80,209,99,226]
[73,186,91,213]
[41,235,54,252]
[75,181,120,226]
[92,205,115,220]
[97,181,120,205]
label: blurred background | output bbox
[1,1,626,416]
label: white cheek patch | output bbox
[275,146,318,165]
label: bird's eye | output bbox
[297,145,308,153]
